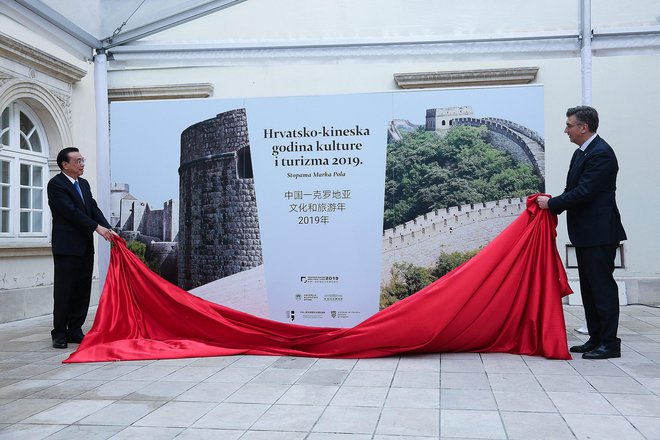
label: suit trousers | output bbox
[575,244,621,349]
[52,246,94,338]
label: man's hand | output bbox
[95,225,117,241]
[537,195,550,210]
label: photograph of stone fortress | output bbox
[109,183,179,285]
[382,106,545,282]
[178,108,262,291]
[110,108,263,291]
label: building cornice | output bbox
[0,32,86,83]
[108,83,214,101]
[393,67,539,89]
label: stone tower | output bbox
[178,108,262,290]
[425,106,474,133]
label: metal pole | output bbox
[93,51,111,289]
[580,0,592,105]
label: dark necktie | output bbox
[73,180,84,203]
[569,149,584,169]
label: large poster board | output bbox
[110,86,544,327]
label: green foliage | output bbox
[380,262,434,309]
[125,240,160,274]
[126,240,146,261]
[384,126,542,228]
[380,249,480,308]
[431,249,481,279]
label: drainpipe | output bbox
[580,0,592,105]
[94,50,111,289]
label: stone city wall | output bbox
[141,206,163,240]
[381,197,526,283]
[482,117,545,148]
[454,117,545,180]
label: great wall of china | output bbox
[381,197,527,283]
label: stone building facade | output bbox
[0,30,90,323]
[178,108,262,290]
[110,183,179,284]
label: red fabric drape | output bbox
[65,194,572,363]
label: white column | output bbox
[580,0,592,105]
[94,51,111,289]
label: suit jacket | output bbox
[548,135,626,247]
[47,172,111,256]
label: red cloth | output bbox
[65,194,571,363]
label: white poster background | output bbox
[247,93,391,327]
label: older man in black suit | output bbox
[537,106,626,360]
[47,147,116,349]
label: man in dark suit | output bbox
[48,147,116,349]
[537,106,626,360]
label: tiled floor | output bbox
[1,305,659,440]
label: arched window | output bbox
[0,102,49,238]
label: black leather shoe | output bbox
[66,332,85,344]
[582,344,621,360]
[569,340,599,353]
[52,336,68,349]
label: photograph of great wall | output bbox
[379,105,544,306]
[110,98,544,315]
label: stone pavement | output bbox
[1,305,659,440]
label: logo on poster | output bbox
[300,276,340,284]
[294,293,319,301]
[286,310,295,321]
[331,310,360,319]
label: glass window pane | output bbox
[32,188,43,209]
[20,111,34,135]
[0,161,8,184]
[32,166,43,186]
[20,134,29,150]
[0,186,9,208]
[1,210,9,233]
[0,130,8,146]
[32,211,42,232]
[0,107,8,129]
[30,132,42,152]
[20,211,29,232]
[20,188,30,208]
[20,164,30,185]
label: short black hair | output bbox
[566,106,599,132]
[56,147,80,170]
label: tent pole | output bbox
[94,50,111,290]
[580,0,592,105]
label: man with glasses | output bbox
[47,147,116,349]
[537,106,626,359]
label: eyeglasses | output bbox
[565,123,584,129]
[69,158,86,165]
